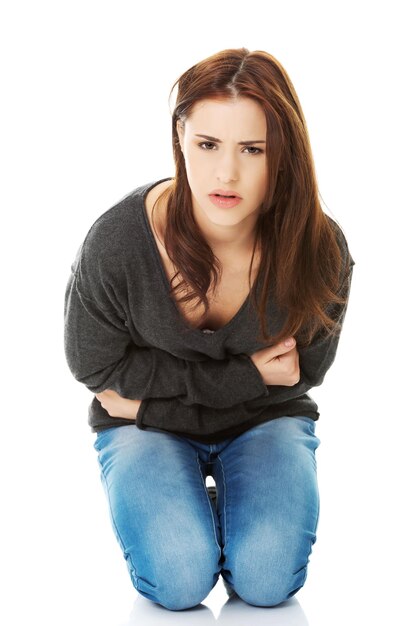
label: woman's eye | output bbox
[244,146,263,155]
[198,141,216,150]
[197,142,263,155]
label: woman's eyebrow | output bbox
[194,133,266,145]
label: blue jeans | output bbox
[93,416,320,611]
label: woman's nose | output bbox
[215,152,239,183]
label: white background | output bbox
[1,1,417,624]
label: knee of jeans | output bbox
[234,567,308,608]
[135,573,217,611]
[229,537,311,607]
[156,588,212,611]
[128,549,219,611]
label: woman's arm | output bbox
[132,260,355,436]
[95,338,300,420]
[64,268,269,409]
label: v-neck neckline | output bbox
[139,178,257,338]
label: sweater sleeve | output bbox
[64,264,269,410]
[297,264,354,387]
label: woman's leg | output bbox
[212,416,320,607]
[93,425,222,611]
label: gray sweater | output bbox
[64,177,355,443]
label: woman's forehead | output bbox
[185,97,266,132]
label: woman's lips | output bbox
[208,194,242,208]
[209,188,242,198]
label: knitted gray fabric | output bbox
[64,178,355,443]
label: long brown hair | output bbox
[152,47,353,348]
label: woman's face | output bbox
[177,97,268,231]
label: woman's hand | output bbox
[95,389,142,419]
[249,337,300,386]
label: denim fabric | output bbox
[93,416,320,611]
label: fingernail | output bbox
[284,338,295,347]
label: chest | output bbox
[157,243,258,331]
[144,183,259,332]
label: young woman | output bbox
[64,47,355,611]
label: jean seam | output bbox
[217,454,228,557]
[195,452,223,561]
[97,455,142,586]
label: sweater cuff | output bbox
[236,354,270,401]
[136,398,149,429]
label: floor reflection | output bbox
[123,596,216,624]
[122,591,309,625]
[218,594,309,624]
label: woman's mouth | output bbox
[208,194,242,208]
